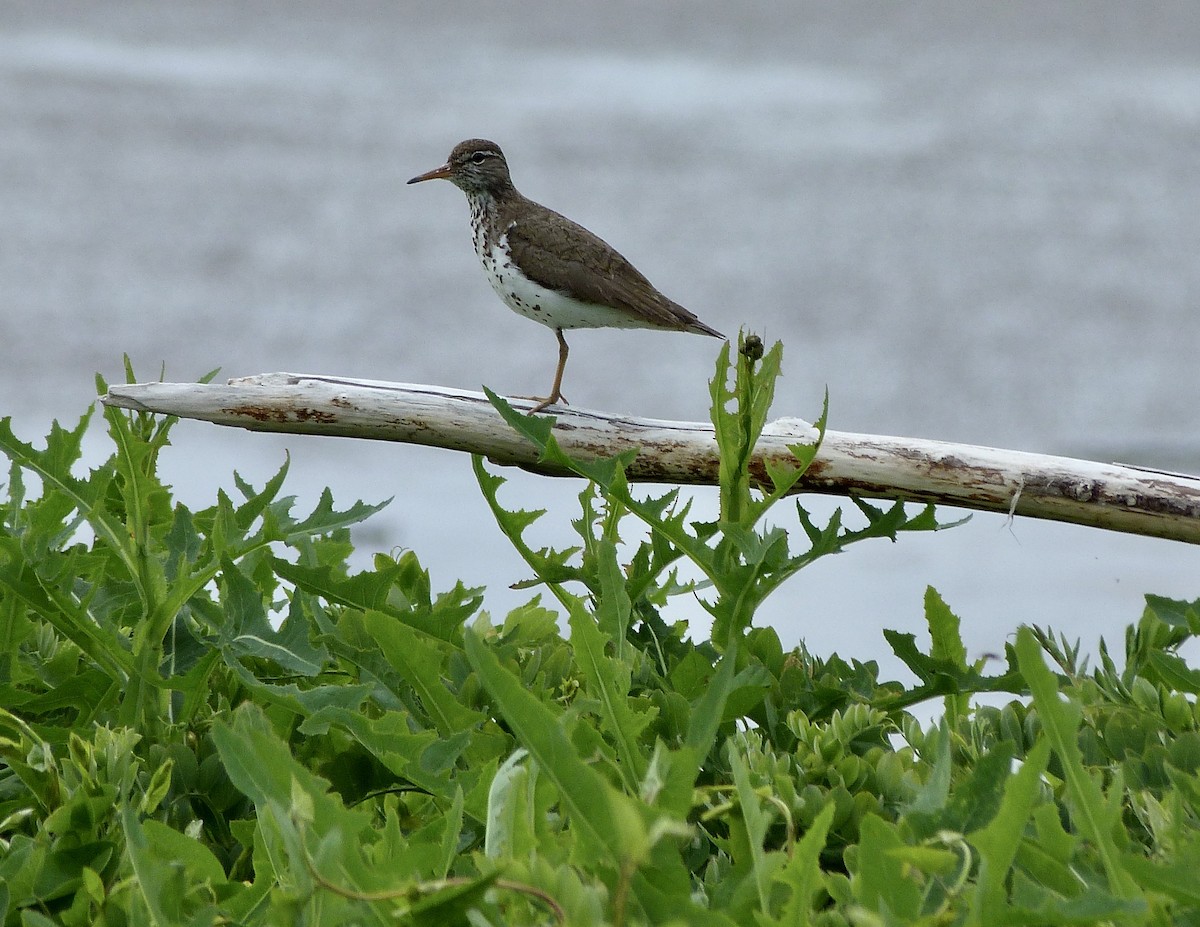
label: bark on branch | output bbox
[101,373,1200,545]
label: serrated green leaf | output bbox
[464,627,628,867]
[926,587,967,670]
[222,655,372,718]
[1146,649,1200,694]
[434,787,464,880]
[926,586,970,725]
[122,807,177,924]
[261,592,329,676]
[300,705,470,811]
[1014,803,1082,898]
[218,554,271,639]
[0,415,137,598]
[282,486,390,541]
[0,538,133,681]
[1015,627,1141,900]
[907,720,953,815]
[1143,594,1200,631]
[231,458,291,532]
[473,454,585,594]
[729,740,777,913]
[212,702,372,836]
[683,641,739,774]
[479,398,718,591]
[483,385,557,441]
[854,814,922,918]
[362,609,484,736]
[967,739,1050,924]
[141,818,227,886]
[772,801,835,927]
[1121,833,1200,905]
[593,537,633,651]
[568,598,650,791]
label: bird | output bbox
[407,139,724,413]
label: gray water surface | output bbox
[3,2,1198,676]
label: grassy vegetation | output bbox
[1,342,1198,925]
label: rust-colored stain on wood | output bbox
[293,407,338,423]
[224,406,337,424]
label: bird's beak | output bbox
[406,162,453,184]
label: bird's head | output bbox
[407,139,513,197]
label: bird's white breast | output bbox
[475,225,643,331]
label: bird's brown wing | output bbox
[504,206,722,337]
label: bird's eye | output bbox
[470,152,487,164]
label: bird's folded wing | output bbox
[505,209,704,332]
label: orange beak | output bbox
[406,162,453,184]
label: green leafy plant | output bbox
[1,345,1198,925]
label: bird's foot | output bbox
[520,391,569,416]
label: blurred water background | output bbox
[3,2,1198,677]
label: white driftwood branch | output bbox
[101,373,1200,545]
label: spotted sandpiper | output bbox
[407,139,724,413]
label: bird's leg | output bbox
[528,329,570,415]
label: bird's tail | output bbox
[686,317,725,339]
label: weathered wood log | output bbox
[101,373,1200,545]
